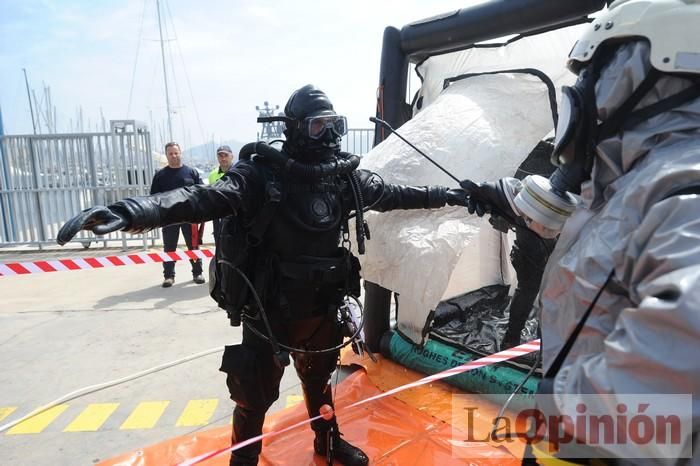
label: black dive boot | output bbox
[229,455,258,466]
[229,406,265,466]
[314,429,369,466]
[299,366,367,465]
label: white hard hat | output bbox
[568,0,700,75]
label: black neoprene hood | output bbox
[284,84,336,121]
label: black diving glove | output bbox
[459,179,526,232]
[459,180,513,216]
[445,188,469,207]
[57,206,130,246]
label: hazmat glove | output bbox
[57,206,129,246]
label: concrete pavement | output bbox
[0,241,303,466]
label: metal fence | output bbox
[0,131,158,248]
[0,128,375,249]
[342,128,375,155]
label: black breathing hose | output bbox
[348,171,367,254]
[347,172,385,219]
[241,141,360,179]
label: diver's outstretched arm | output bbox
[57,160,265,245]
[355,169,467,212]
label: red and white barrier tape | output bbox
[177,339,541,466]
[0,249,214,277]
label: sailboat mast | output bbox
[156,0,173,142]
[22,68,38,135]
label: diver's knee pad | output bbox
[220,344,284,410]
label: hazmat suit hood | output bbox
[588,40,700,207]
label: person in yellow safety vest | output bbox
[209,145,235,247]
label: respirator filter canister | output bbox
[513,175,578,239]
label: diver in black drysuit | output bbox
[56,84,469,466]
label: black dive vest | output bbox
[209,162,361,325]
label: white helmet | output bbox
[568,0,700,75]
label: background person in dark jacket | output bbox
[150,142,205,287]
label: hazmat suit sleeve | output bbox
[354,168,449,212]
[553,193,700,459]
[110,160,265,233]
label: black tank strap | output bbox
[622,81,700,133]
[597,68,662,141]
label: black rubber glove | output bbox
[459,179,529,233]
[57,206,129,246]
[445,188,469,207]
[459,180,513,217]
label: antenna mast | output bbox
[256,101,283,141]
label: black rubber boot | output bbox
[314,430,369,466]
[229,406,265,466]
[301,381,368,465]
[229,455,258,466]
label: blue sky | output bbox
[0,0,478,149]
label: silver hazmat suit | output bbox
[538,41,700,463]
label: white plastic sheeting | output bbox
[357,26,585,344]
[415,25,586,111]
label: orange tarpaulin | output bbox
[99,354,523,466]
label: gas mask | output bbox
[509,0,700,238]
[510,55,638,237]
[549,45,694,196]
[549,66,602,196]
[502,68,601,238]
[511,40,698,238]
